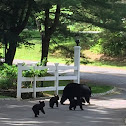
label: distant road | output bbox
[80,65,126,88]
[13,59,126,88]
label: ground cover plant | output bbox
[0,95,12,98]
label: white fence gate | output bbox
[17,46,81,99]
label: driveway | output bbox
[5,59,125,126]
[80,65,126,88]
[0,90,126,126]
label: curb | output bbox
[91,87,117,97]
[0,98,17,100]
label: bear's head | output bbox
[55,95,59,100]
[60,95,67,104]
[39,101,45,107]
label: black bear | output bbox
[60,83,91,105]
[49,95,59,108]
[69,98,84,110]
[32,101,45,117]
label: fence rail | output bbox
[17,63,79,99]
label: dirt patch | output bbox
[83,50,104,61]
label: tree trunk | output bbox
[40,4,60,66]
[5,42,17,65]
[41,37,50,66]
[4,0,33,65]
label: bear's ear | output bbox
[41,101,44,104]
[39,101,44,104]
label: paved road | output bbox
[80,65,126,88]
[0,91,126,126]
[5,59,125,126]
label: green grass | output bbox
[87,60,126,69]
[20,80,114,97]
[0,95,12,98]
[0,80,113,98]
[0,29,125,68]
[42,81,113,96]
[88,84,113,93]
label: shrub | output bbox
[0,63,48,89]
[0,63,17,89]
[90,31,126,57]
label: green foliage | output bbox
[22,69,35,77]
[22,69,47,77]
[0,63,48,89]
[90,38,103,54]
[22,60,48,77]
[35,69,47,77]
[0,64,17,79]
[87,83,113,94]
[0,64,17,89]
[91,31,126,57]
[102,31,126,56]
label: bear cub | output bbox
[49,95,59,108]
[69,98,84,110]
[32,101,45,117]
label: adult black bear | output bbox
[49,95,59,108]
[69,98,84,110]
[60,83,91,105]
[32,101,45,117]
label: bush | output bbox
[0,63,48,89]
[90,31,126,57]
[0,63,17,89]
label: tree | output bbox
[1,0,126,65]
[34,0,126,65]
[34,1,60,65]
[0,0,34,65]
[70,0,126,32]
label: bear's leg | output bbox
[74,106,76,110]
[37,111,39,115]
[34,110,39,117]
[56,101,58,107]
[50,102,54,108]
[35,113,38,117]
[41,108,45,114]
[80,105,83,110]
[51,103,54,108]
[85,96,90,104]
[69,106,72,110]
[32,108,38,117]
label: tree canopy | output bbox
[0,0,126,65]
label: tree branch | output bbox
[49,4,60,35]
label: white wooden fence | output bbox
[17,46,81,99]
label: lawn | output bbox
[0,30,125,68]
[0,95,12,98]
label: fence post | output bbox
[33,65,36,98]
[17,63,23,100]
[74,46,81,83]
[54,63,59,95]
